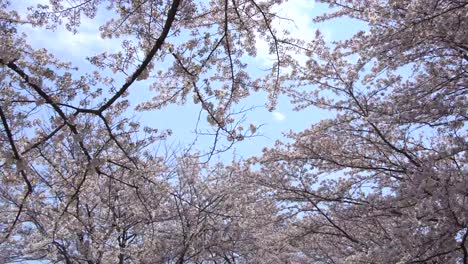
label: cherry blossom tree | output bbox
[255,0,467,263]
[0,0,290,262]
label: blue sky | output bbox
[15,0,367,162]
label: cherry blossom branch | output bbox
[0,60,94,164]
[171,52,237,160]
[96,0,181,114]
[251,0,281,101]
[223,0,236,106]
[97,113,138,168]
[461,228,468,264]
[304,195,360,244]
[0,105,33,241]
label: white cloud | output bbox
[21,8,121,60]
[272,111,286,122]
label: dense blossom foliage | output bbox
[0,0,466,263]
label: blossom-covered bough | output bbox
[0,0,467,263]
